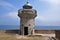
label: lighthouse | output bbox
[18,2,37,35]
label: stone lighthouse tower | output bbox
[18,2,37,35]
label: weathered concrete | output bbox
[18,2,37,35]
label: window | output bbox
[29,24,31,26]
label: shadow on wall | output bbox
[5,30,19,34]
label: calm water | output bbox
[0,25,60,30]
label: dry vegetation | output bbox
[0,31,49,40]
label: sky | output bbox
[0,0,60,26]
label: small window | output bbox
[29,24,31,26]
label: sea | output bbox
[0,25,60,30]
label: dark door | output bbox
[24,27,28,35]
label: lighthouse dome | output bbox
[23,2,32,9]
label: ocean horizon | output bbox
[0,25,60,30]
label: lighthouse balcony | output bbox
[18,9,37,14]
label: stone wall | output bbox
[55,30,60,40]
[35,30,55,34]
[0,30,55,34]
[0,30,6,34]
[0,30,19,34]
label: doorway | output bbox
[24,27,28,35]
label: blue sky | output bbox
[0,0,60,26]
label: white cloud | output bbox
[5,11,19,19]
[38,0,60,21]
[36,15,46,21]
[40,0,60,4]
[0,0,15,8]
[0,11,20,25]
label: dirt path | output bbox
[0,32,51,40]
